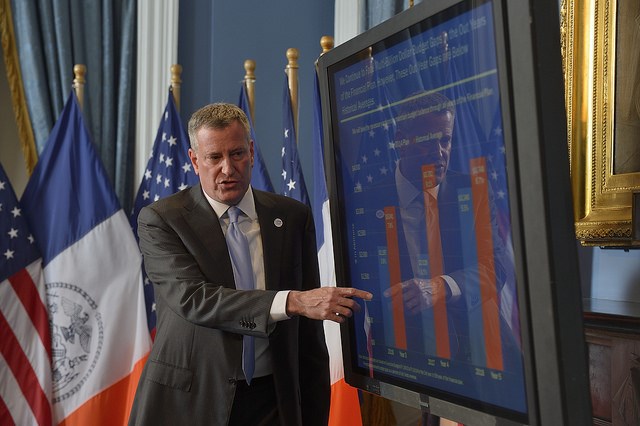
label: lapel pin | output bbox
[274,218,283,228]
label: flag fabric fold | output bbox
[311,71,363,426]
[280,73,310,206]
[0,164,52,426]
[130,89,199,336]
[21,91,151,425]
[238,83,274,192]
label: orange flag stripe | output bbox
[328,378,362,426]
[59,354,148,426]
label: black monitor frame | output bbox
[317,0,591,424]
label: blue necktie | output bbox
[225,206,255,384]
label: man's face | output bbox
[188,120,254,205]
[397,111,454,188]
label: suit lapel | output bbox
[183,185,235,287]
[254,190,286,291]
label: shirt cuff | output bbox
[440,275,460,301]
[270,290,291,322]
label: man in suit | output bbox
[128,103,371,426]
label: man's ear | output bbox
[188,148,199,175]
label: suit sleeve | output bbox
[138,204,276,337]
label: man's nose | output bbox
[220,156,234,175]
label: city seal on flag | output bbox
[47,281,104,403]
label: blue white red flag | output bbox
[311,71,363,426]
[280,74,310,206]
[130,89,198,336]
[238,83,274,192]
[0,164,52,426]
[21,91,150,425]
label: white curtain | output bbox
[135,0,180,185]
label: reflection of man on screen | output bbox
[391,92,458,311]
[383,91,513,368]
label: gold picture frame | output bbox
[562,0,640,246]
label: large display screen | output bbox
[324,0,527,421]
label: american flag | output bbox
[238,83,274,192]
[280,73,310,206]
[0,163,52,425]
[130,89,199,336]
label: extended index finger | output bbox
[340,287,373,300]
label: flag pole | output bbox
[285,48,299,141]
[72,64,86,110]
[243,59,256,124]
[171,64,182,112]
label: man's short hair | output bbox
[187,103,251,150]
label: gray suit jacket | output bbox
[128,185,330,426]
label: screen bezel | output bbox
[317,0,591,424]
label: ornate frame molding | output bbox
[562,0,640,246]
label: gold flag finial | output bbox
[285,48,299,138]
[170,64,182,111]
[243,59,256,123]
[73,64,86,110]
[320,36,334,54]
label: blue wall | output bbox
[577,241,640,305]
[178,1,334,201]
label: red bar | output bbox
[422,164,450,359]
[0,311,52,426]
[0,396,16,426]
[470,157,504,371]
[9,268,52,360]
[384,206,407,350]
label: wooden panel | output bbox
[586,333,613,424]
[610,337,640,425]
[585,327,640,426]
